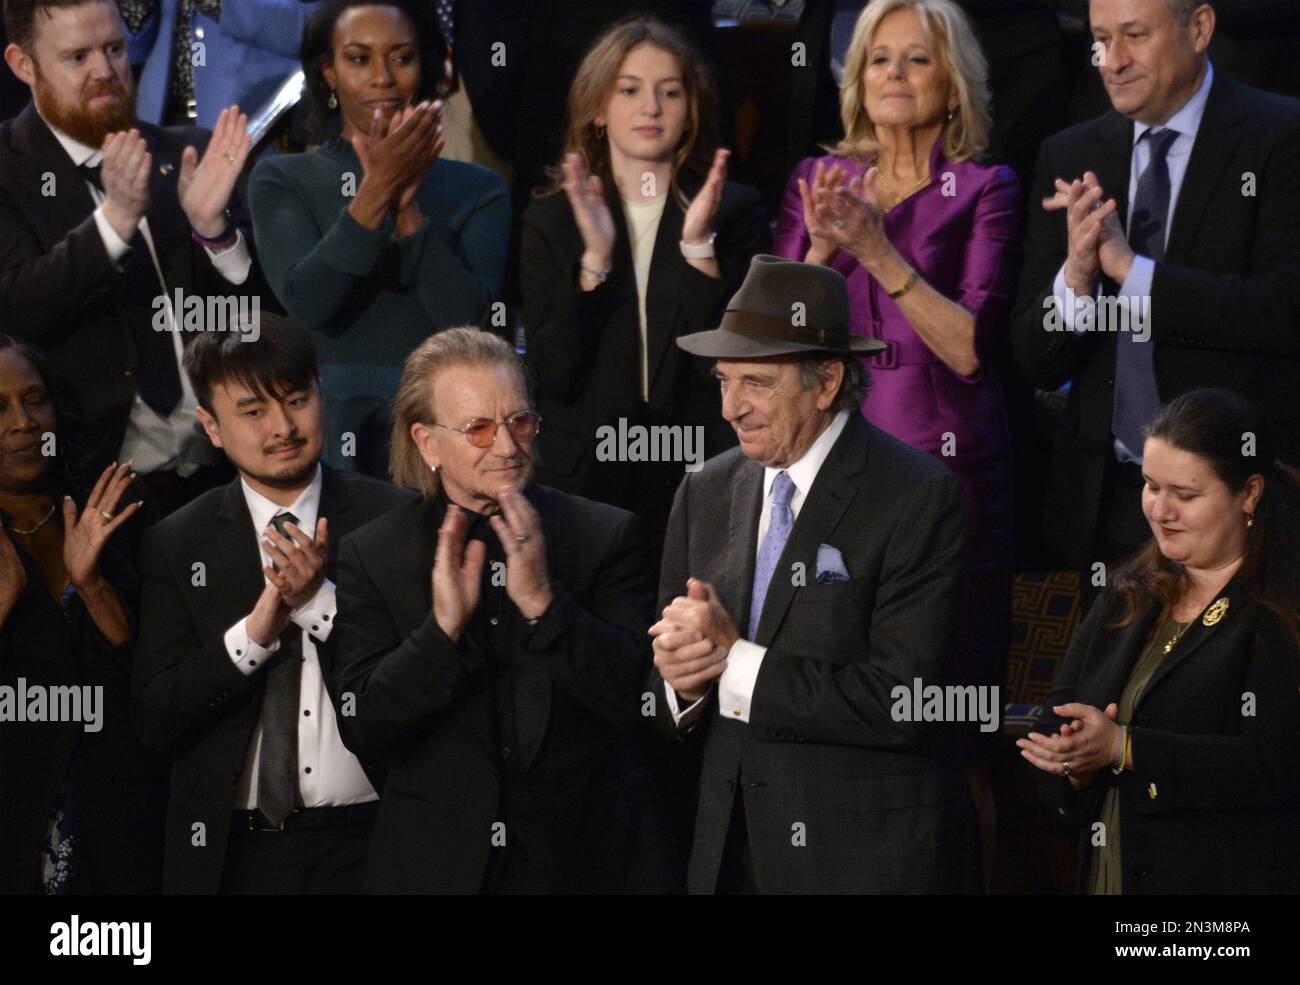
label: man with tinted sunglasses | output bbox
[322,327,679,893]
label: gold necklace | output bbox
[1161,617,1194,655]
[877,172,930,211]
[8,502,57,536]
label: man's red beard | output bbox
[33,60,137,149]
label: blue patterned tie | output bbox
[1113,127,1177,459]
[748,472,796,639]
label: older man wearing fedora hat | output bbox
[648,255,982,894]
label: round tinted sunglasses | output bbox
[434,411,542,448]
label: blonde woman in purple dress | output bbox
[773,0,1022,880]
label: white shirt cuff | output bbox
[290,578,336,643]
[717,639,767,724]
[664,680,708,731]
[1118,254,1155,301]
[224,616,280,676]
[1052,265,1096,333]
[205,230,252,285]
[93,205,131,264]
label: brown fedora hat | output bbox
[676,254,886,358]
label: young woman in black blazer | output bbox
[1020,389,1300,894]
[520,18,769,557]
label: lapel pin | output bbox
[159,163,174,177]
[1148,782,1158,800]
[1202,597,1230,627]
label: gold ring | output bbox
[99,510,114,521]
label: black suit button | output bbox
[501,746,512,759]
[1132,864,1151,879]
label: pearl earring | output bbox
[430,464,438,474]
[328,90,338,110]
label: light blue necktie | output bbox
[748,472,796,639]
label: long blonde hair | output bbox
[538,17,718,209]
[831,0,991,163]
[389,328,529,499]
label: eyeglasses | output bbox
[434,411,542,448]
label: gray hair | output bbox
[795,355,871,413]
[1165,1,1209,27]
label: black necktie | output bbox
[78,162,184,419]
[1112,128,1177,458]
[256,510,302,828]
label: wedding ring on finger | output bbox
[515,533,530,544]
[831,217,848,229]
[1061,760,1072,777]
[99,510,114,522]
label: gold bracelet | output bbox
[888,269,918,300]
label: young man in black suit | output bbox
[1012,0,1300,577]
[324,327,678,893]
[131,312,413,894]
[0,0,267,513]
[649,256,982,894]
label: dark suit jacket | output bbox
[649,413,981,894]
[1031,578,1300,894]
[0,103,266,472]
[325,485,679,893]
[521,172,769,509]
[1011,72,1300,567]
[130,465,413,893]
[0,534,165,894]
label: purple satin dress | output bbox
[775,144,1022,756]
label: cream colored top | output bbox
[621,194,668,401]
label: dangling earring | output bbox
[595,124,606,141]
[1246,513,1255,529]
[328,89,338,110]
[945,107,956,124]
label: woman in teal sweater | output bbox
[250,1,509,475]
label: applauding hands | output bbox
[350,100,445,236]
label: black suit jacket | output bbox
[1031,578,1300,894]
[130,465,414,893]
[325,485,679,893]
[521,172,769,507]
[0,532,165,894]
[649,413,981,893]
[1011,72,1300,567]
[0,103,267,472]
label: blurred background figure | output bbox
[772,0,1021,877]
[119,0,323,150]
[521,17,768,567]
[1022,389,1300,894]
[250,0,509,478]
[0,336,166,895]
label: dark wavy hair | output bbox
[300,0,447,137]
[1109,388,1300,650]
[0,335,96,502]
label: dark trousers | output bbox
[219,804,376,894]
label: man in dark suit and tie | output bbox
[131,313,413,893]
[325,327,678,893]
[1012,0,1300,577]
[648,255,981,894]
[0,0,266,513]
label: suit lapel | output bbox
[10,104,101,244]
[1165,74,1246,266]
[725,459,764,636]
[753,417,864,645]
[316,464,355,574]
[644,180,693,395]
[1138,572,1247,708]
[211,478,270,622]
[514,484,553,772]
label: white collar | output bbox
[762,410,851,505]
[1132,61,1214,146]
[239,463,323,537]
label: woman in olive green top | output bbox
[1020,389,1300,894]
[249,1,509,476]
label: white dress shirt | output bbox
[665,410,852,728]
[1050,63,1215,463]
[43,116,252,476]
[221,464,377,809]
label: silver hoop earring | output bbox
[328,90,338,110]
